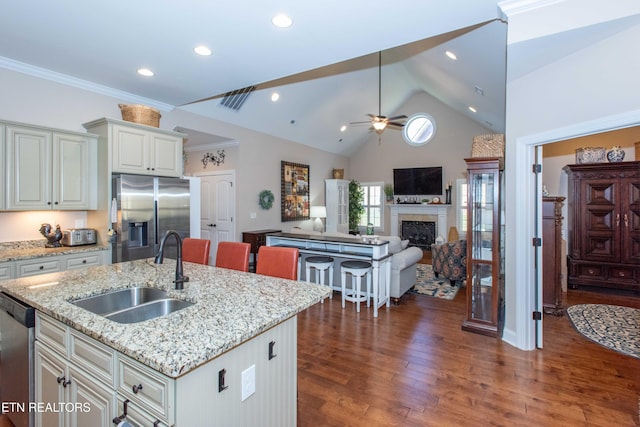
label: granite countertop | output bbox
[0,240,110,262]
[0,259,330,378]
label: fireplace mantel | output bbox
[389,204,451,239]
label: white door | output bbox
[199,171,236,265]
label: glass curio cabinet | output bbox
[462,157,504,337]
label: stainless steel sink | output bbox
[72,287,170,315]
[105,298,193,324]
[70,287,193,323]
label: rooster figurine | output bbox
[39,223,63,248]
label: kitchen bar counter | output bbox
[0,259,330,377]
[0,239,109,262]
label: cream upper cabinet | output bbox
[325,179,350,234]
[4,122,97,210]
[0,124,4,210]
[112,122,183,177]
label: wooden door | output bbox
[621,175,640,264]
[579,177,619,262]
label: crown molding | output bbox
[498,0,563,17]
[183,140,239,153]
[0,56,175,111]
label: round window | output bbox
[402,113,436,146]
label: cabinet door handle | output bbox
[624,213,628,228]
[616,213,620,227]
[268,340,277,360]
[54,201,58,205]
[112,399,130,425]
[218,368,228,392]
[132,383,143,394]
[39,266,44,270]
[57,375,71,387]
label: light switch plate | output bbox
[241,365,256,401]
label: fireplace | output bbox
[401,220,436,249]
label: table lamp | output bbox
[310,206,327,233]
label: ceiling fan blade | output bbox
[387,115,407,121]
[387,121,405,128]
[349,121,371,125]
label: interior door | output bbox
[534,145,544,348]
[199,171,236,265]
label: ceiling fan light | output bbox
[372,121,387,131]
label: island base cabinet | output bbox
[175,316,297,426]
[35,342,116,427]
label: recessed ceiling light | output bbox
[137,68,154,77]
[445,51,457,60]
[194,45,212,56]
[468,106,477,113]
[272,13,293,28]
[340,125,347,132]
[271,92,280,102]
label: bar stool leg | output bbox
[366,271,372,307]
[341,270,347,308]
[328,265,333,299]
[353,275,360,313]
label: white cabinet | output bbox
[4,123,97,210]
[0,262,13,280]
[325,179,350,233]
[0,124,4,210]
[35,314,117,427]
[111,122,183,177]
[11,250,107,278]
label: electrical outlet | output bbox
[241,365,255,401]
[250,212,257,219]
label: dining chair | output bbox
[182,238,211,265]
[256,246,299,280]
[215,241,251,272]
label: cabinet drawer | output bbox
[609,266,636,282]
[576,264,604,279]
[36,312,67,356]
[69,329,116,387]
[0,262,14,280]
[16,258,62,277]
[116,396,169,427]
[118,357,174,424]
[65,253,102,270]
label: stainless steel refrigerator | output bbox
[112,174,190,263]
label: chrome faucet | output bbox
[154,230,189,290]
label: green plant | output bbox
[348,179,365,233]
[383,183,394,198]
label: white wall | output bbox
[503,4,640,350]
[349,91,492,234]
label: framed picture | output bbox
[281,161,310,222]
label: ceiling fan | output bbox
[350,51,407,135]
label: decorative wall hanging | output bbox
[259,190,274,210]
[281,161,310,222]
[202,150,226,168]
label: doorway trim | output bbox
[506,108,640,351]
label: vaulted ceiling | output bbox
[0,1,509,156]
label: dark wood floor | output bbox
[297,286,640,426]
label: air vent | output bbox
[219,86,256,111]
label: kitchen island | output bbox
[0,259,330,426]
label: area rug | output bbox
[566,304,640,359]
[409,264,461,300]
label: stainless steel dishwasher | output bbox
[0,291,35,427]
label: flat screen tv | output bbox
[393,167,443,195]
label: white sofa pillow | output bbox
[379,236,403,254]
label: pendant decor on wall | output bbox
[202,150,226,168]
[281,161,310,222]
[259,190,274,210]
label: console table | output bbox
[242,229,281,272]
[266,233,392,317]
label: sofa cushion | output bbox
[379,235,403,254]
[391,246,423,270]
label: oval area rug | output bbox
[566,304,639,359]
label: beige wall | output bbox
[0,67,348,242]
[349,90,493,235]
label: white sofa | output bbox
[290,228,423,303]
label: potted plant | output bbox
[348,179,365,234]
[383,183,394,202]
